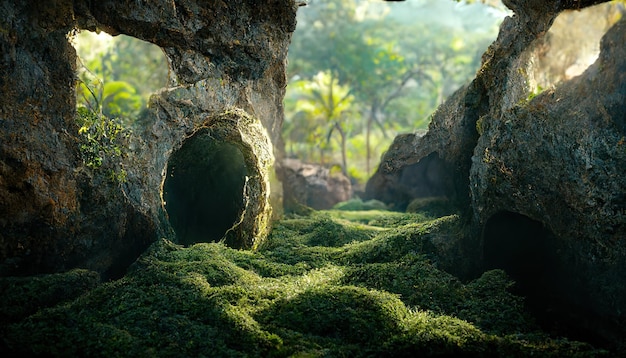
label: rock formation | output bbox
[0,0,297,279]
[2,0,624,347]
[366,0,625,346]
[280,158,353,211]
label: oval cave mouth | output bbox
[163,129,248,246]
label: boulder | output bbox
[279,159,353,211]
[472,18,626,343]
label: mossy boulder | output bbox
[365,1,626,344]
[1,211,611,357]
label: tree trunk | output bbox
[336,122,348,176]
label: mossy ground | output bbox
[0,210,610,357]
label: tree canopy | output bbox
[283,0,503,185]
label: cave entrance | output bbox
[483,211,615,346]
[163,129,248,246]
[482,211,575,337]
[483,211,558,296]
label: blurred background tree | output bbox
[70,0,505,188]
[285,70,358,175]
[73,31,168,127]
[72,31,168,181]
[284,0,505,190]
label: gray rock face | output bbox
[280,159,353,211]
[473,18,626,337]
[365,149,455,211]
[366,0,625,345]
[0,0,296,278]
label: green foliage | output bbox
[285,0,502,182]
[76,106,128,182]
[285,71,358,173]
[73,31,167,122]
[76,74,142,123]
[72,31,167,181]
[2,211,609,357]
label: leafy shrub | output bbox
[76,106,128,182]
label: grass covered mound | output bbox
[1,211,609,357]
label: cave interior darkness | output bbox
[163,129,248,246]
[482,211,610,345]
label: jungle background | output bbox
[72,0,505,190]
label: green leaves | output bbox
[284,70,359,170]
[76,106,128,182]
[101,81,142,119]
[76,72,142,124]
[285,0,502,183]
[72,31,167,182]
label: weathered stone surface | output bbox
[365,149,455,211]
[472,17,626,343]
[160,109,274,250]
[280,159,352,211]
[0,0,296,278]
[366,0,625,346]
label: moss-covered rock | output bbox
[0,210,612,357]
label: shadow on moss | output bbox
[0,210,612,357]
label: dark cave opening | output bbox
[482,211,614,347]
[163,129,248,246]
[483,211,566,328]
[483,211,558,293]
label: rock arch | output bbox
[0,0,296,278]
[162,111,273,249]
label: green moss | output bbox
[327,209,429,227]
[1,211,611,357]
[339,215,459,264]
[386,310,495,356]
[332,198,388,211]
[405,196,457,217]
[0,268,100,324]
[261,285,406,344]
[342,253,466,314]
